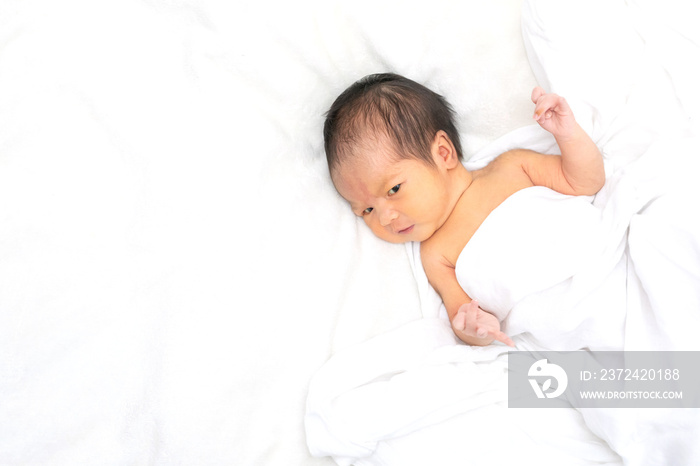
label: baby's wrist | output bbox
[554,122,585,145]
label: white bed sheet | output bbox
[0,0,537,465]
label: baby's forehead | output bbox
[335,143,403,177]
[342,130,406,163]
[333,149,431,196]
[331,154,407,207]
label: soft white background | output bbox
[0,0,540,464]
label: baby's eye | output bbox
[388,184,401,195]
[362,207,374,215]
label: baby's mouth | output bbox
[398,225,414,234]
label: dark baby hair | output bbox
[323,73,463,173]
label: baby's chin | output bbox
[382,229,433,244]
[374,232,411,244]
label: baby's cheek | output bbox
[364,218,382,237]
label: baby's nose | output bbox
[379,208,398,227]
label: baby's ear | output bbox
[433,131,460,168]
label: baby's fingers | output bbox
[454,301,480,334]
[490,330,515,347]
[533,93,572,121]
[533,93,557,120]
[531,86,546,104]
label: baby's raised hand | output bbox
[452,300,515,347]
[531,87,577,141]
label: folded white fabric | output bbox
[305,314,623,466]
[305,318,509,464]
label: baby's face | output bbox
[332,147,453,244]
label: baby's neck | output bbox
[452,165,473,201]
[440,164,473,227]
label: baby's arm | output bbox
[517,87,605,196]
[421,247,514,347]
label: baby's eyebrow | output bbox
[378,173,401,192]
[343,167,402,214]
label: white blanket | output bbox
[457,130,700,352]
[518,0,700,353]
[306,0,700,464]
[306,320,621,466]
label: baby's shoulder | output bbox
[483,149,535,172]
[420,234,446,266]
[420,236,457,283]
[474,150,535,188]
[420,201,479,269]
